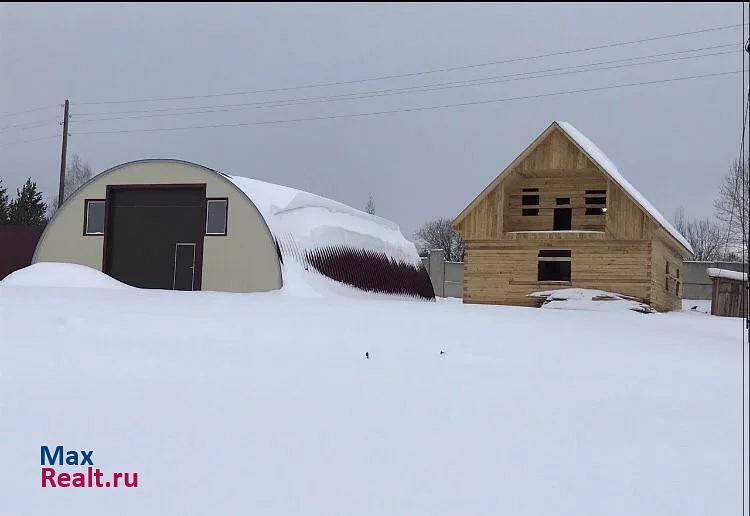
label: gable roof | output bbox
[556,122,692,255]
[453,121,693,255]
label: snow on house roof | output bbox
[707,268,748,282]
[226,174,422,267]
[556,122,693,255]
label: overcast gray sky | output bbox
[0,2,746,238]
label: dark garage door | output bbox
[104,186,205,290]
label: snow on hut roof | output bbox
[226,174,422,267]
[707,268,748,282]
[556,122,693,255]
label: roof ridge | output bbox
[556,122,693,255]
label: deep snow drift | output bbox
[228,174,421,267]
[1,262,130,289]
[0,268,745,516]
[227,174,433,300]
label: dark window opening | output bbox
[676,268,680,279]
[538,250,571,282]
[556,198,570,205]
[206,199,228,235]
[666,261,670,274]
[84,200,105,235]
[585,190,607,195]
[585,207,604,215]
[522,188,539,192]
[553,207,571,230]
[522,208,539,216]
[522,195,539,206]
[675,282,680,296]
[539,250,571,257]
[538,249,571,282]
[538,261,571,281]
[585,196,607,205]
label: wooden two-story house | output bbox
[452,121,694,311]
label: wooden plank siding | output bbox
[505,231,605,241]
[649,232,684,311]
[514,128,590,173]
[463,239,652,307]
[456,182,504,240]
[454,122,692,311]
[605,180,656,240]
[504,174,606,232]
[711,277,747,317]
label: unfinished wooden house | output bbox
[452,121,694,311]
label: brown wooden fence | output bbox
[710,276,747,318]
[0,225,43,280]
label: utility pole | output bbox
[57,99,69,208]
[747,46,750,334]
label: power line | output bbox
[76,22,748,106]
[0,134,60,149]
[72,44,739,123]
[72,69,742,136]
[74,49,738,124]
[0,117,60,133]
[74,43,737,117]
[0,104,59,120]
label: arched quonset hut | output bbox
[34,159,433,299]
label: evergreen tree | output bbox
[8,178,48,226]
[0,178,8,224]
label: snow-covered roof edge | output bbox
[556,121,694,256]
[707,268,747,282]
[226,174,433,299]
[224,173,402,233]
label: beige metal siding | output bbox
[33,160,282,293]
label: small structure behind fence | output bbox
[683,261,748,299]
[708,268,747,318]
[421,249,464,298]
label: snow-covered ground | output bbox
[0,265,745,515]
[683,298,712,314]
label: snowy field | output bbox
[0,266,745,515]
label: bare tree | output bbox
[414,217,465,262]
[365,193,376,215]
[714,158,749,254]
[49,154,93,215]
[672,207,725,261]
